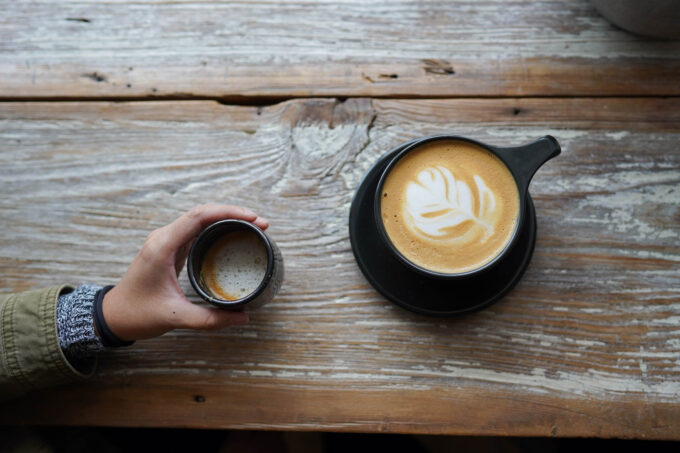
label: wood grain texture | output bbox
[2,1,680,98]
[0,98,679,438]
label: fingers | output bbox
[252,216,269,231]
[176,302,250,330]
[170,204,256,247]
[159,204,268,256]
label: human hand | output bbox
[102,204,269,341]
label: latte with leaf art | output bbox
[380,140,520,274]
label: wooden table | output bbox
[1,0,679,440]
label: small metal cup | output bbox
[187,219,284,310]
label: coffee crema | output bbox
[380,140,520,274]
[201,231,268,300]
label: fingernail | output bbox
[242,207,256,217]
[257,217,269,225]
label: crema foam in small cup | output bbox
[380,139,520,274]
[201,231,268,300]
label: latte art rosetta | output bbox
[380,139,519,274]
[405,166,496,240]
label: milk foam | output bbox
[202,232,268,300]
[404,166,495,239]
[380,139,520,274]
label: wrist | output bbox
[97,286,135,346]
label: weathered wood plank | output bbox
[0,98,679,438]
[2,1,680,98]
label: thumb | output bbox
[178,302,249,331]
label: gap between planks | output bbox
[0,94,679,106]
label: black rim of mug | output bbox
[373,135,527,280]
[187,219,274,308]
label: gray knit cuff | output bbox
[57,284,104,371]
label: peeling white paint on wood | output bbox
[2,1,680,97]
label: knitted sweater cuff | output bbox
[56,284,104,370]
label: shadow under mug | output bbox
[187,219,284,310]
[374,135,561,280]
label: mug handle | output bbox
[493,135,561,192]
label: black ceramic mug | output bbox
[188,219,284,310]
[374,135,560,279]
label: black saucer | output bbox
[348,139,537,317]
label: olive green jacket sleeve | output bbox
[0,285,95,402]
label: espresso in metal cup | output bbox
[188,219,283,310]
